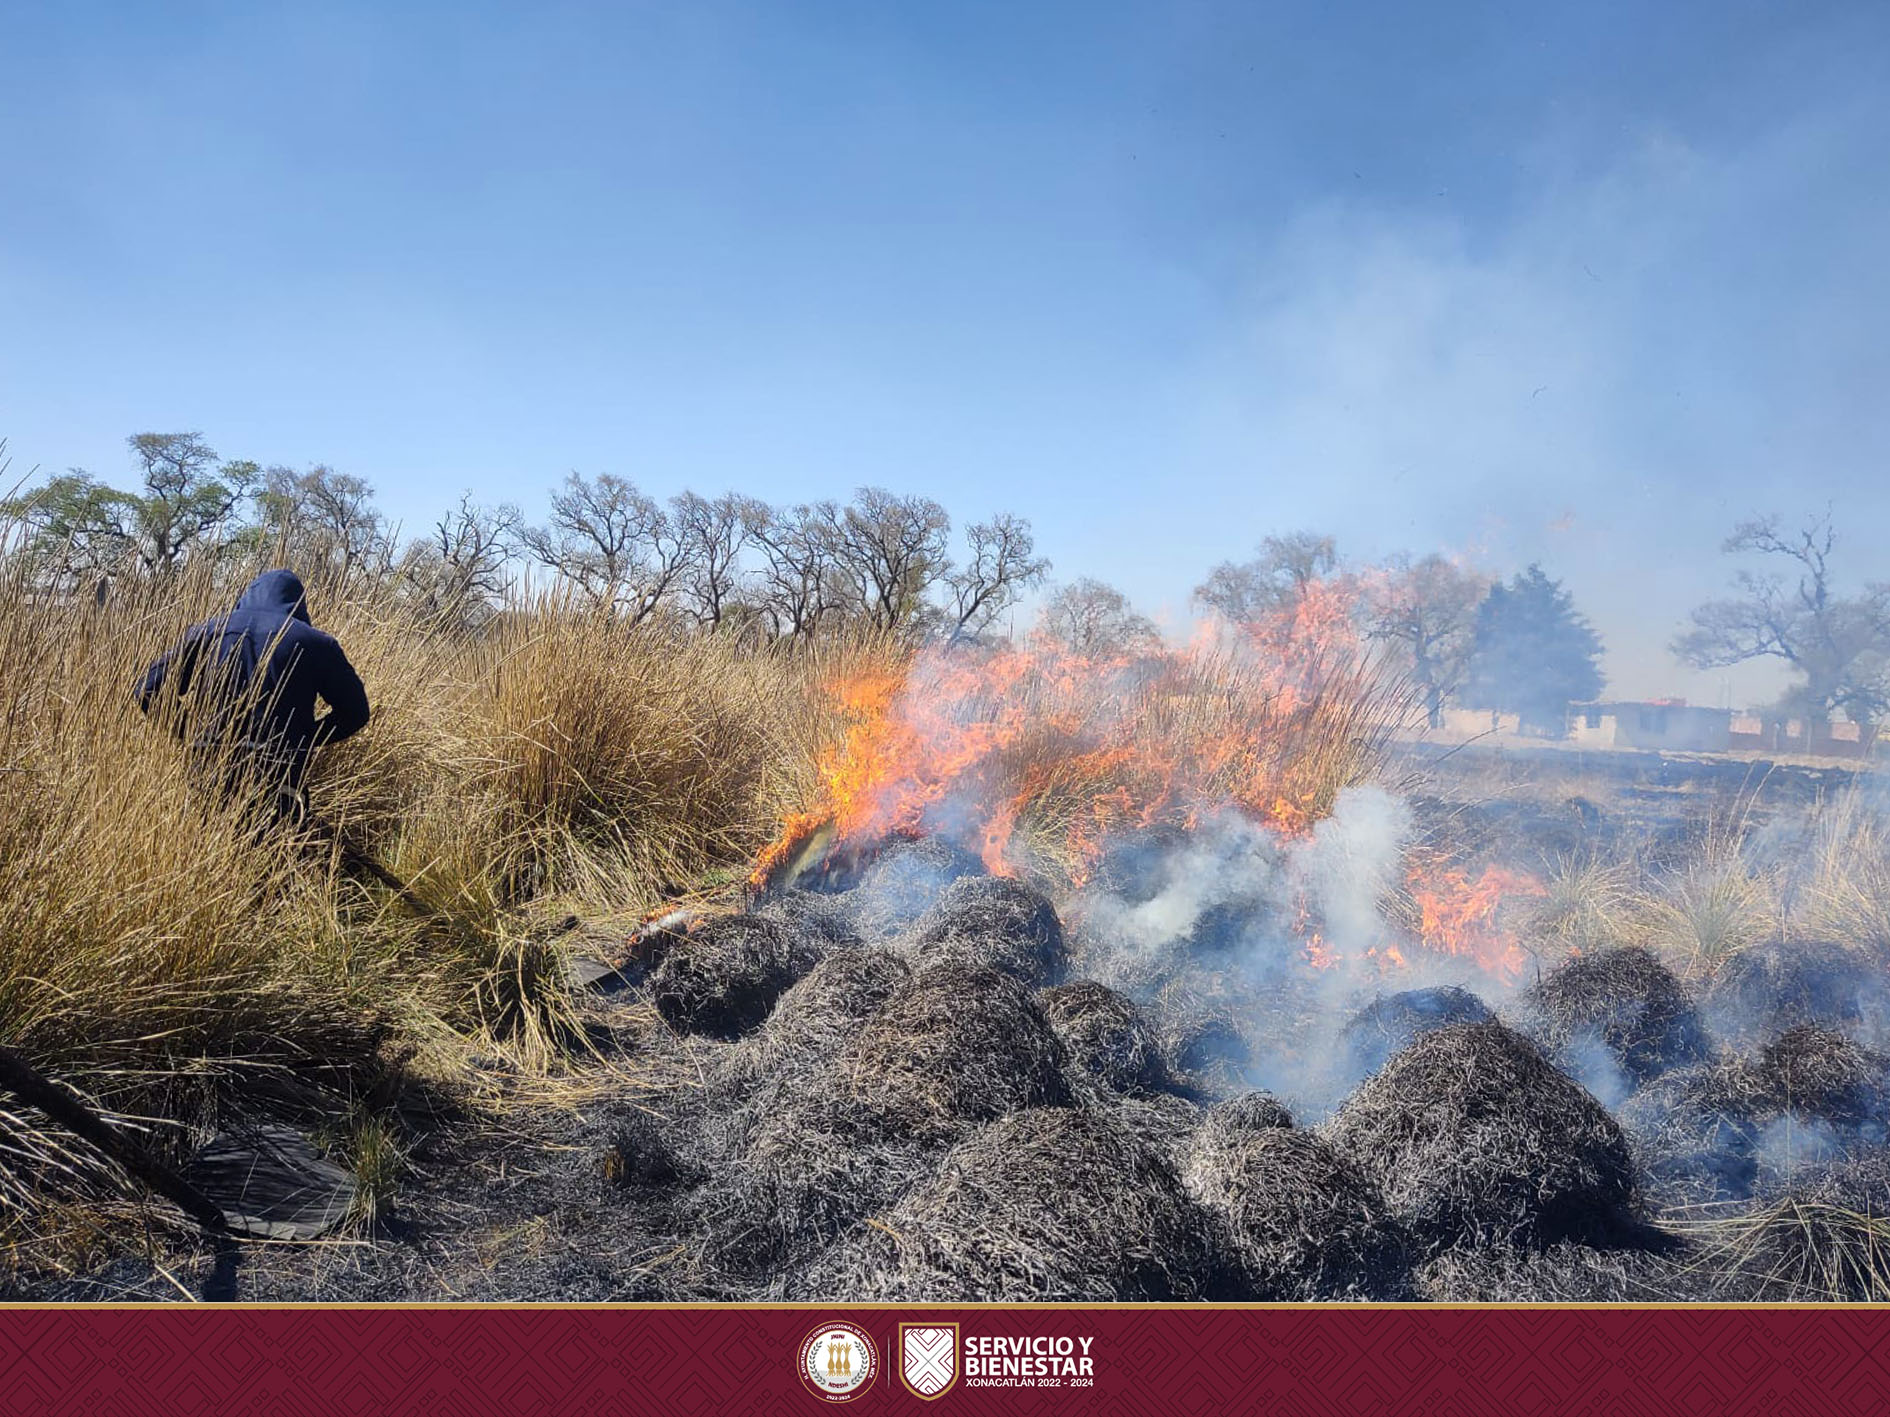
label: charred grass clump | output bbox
[836,962,1070,1141]
[695,1074,936,1276]
[1513,946,1709,1087]
[1036,981,1168,1095]
[908,875,1069,987]
[648,914,822,1039]
[1754,1024,1890,1129]
[1618,1026,1890,1208]
[1327,1021,1641,1254]
[1183,1091,1297,1183]
[1185,1125,1412,1299]
[792,1107,1219,1302]
[1615,1063,1768,1206]
[1417,1239,1702,1302]
[716,947,912,1094]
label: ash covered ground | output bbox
[23,752,1890,1304]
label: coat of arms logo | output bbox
[898,1323,959,1400]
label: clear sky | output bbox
[4,1,1887,702]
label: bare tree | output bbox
[672,491,763,630]
[400,493,520,628]
[1364,554,1489,726]
[1193,531,1339,623]
[253,464,393,591]
[1036,577,1160,656]
[517,472,692,622]
[747,501,838,640]
[947,513,1049,643]
[823,487,952,635]
[1674,511,1890,727]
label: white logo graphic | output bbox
[798,1321,879,1403]
[899,1323,959,1400]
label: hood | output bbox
[233,569,312,623]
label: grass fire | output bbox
[4,461,1889,1306]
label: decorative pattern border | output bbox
[2,1304,1887,1414]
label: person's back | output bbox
[139,568,370,819]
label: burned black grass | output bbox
[1185,1126,1412,1299]
[1513,946,1709,1088]
[1326,1021,1641,1254]
[790,1107,1219,1302]
[1036,981,1167,1094]
[908,876,1069,988]
[648,913,823,1039]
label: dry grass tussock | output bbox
[1525,855,1642,955]
[1798,788,1890,958]
[1631,830,1782,983]
[0,549,890,1236]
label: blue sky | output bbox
[3,1,1887,701]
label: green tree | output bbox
[124,432,255,577]
[1,432,256,590]
[1460,565,1604,730]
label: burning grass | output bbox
[757,630,1414,894]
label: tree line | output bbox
[6,433,1878,728]
[0,432,1049,642]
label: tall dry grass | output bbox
[1799,788,1890,956]
[0,552,871,1233]
[0,561,389,1219]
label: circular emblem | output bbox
[798,1321,879,1402]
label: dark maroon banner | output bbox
[1,1304,1886,1415]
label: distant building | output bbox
[1438,708,1524,738]
[1729,714,1875,759]
[1567,700,1732,753]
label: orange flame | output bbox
[1404,862,1548,979]
[756,581,1546,986]
[757,584,1386,889]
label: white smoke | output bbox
[1083,810,1280,958]
[1076,785,1414,974]
[1282,785,1414,958]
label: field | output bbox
[4,565,1890,1304]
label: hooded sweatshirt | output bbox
[138,569,370,788]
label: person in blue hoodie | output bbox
[138,568,371,826]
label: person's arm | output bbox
[310,637,370,747]
[136,650,172,714]
[137,628,206,717]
